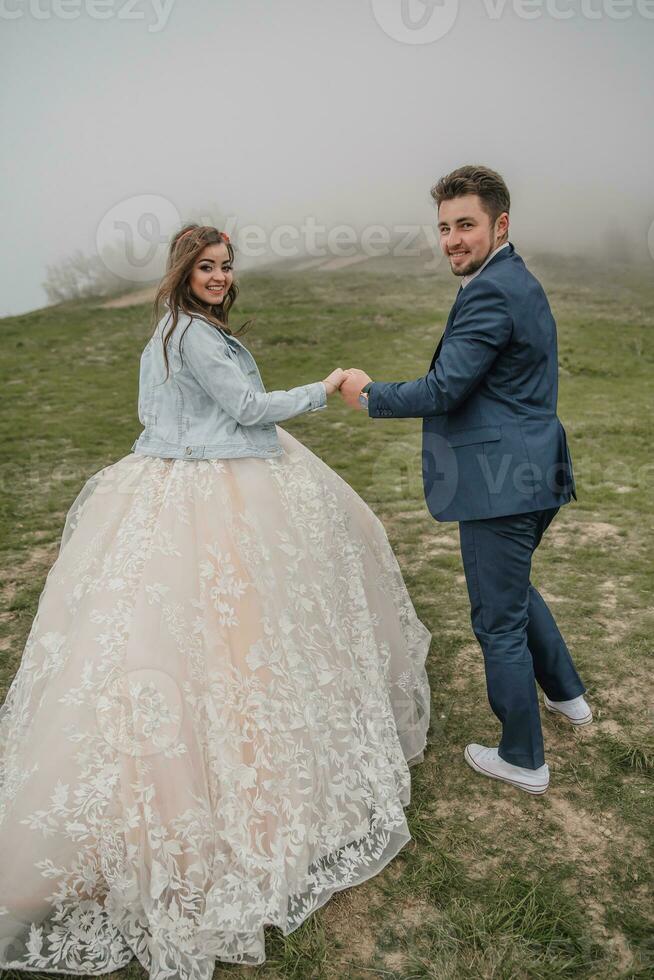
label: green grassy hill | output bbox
[1,254,652,978]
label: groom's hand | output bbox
[340,368,373,410]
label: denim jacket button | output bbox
[185,447,192,455]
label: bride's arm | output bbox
[180,317,338,426]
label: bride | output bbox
[0,224,431,976]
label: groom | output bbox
[340,165,591,795]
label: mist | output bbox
[1,0,652,316]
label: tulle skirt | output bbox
[0,425,431,977]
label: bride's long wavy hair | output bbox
[150,224,253,382]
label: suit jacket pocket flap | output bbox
[447,426,501,447]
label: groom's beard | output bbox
[449,237,495,277]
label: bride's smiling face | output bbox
[188,242,234,306]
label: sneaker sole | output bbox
[464,746,549,795]
[543,699,593,726]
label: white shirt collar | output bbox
[460,241,510,289]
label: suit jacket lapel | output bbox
[429,285,463,370]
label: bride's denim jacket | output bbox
[131,311,327,460]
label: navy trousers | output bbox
[458,507,585,769]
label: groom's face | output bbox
[438,194,501,277]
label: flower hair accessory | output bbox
[175,228,230,245]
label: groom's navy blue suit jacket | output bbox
[366,243,576,522]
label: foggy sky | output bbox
[1,0,653,316]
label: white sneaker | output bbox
[464,743,550,795]
[543,693,593,726]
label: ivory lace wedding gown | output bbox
[0,424,431,977]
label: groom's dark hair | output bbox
[431,165,510,225]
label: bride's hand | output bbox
[322,368,347,395]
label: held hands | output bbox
[339,368,373,410]
[321,367,373,408]
[321,368,348,395]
